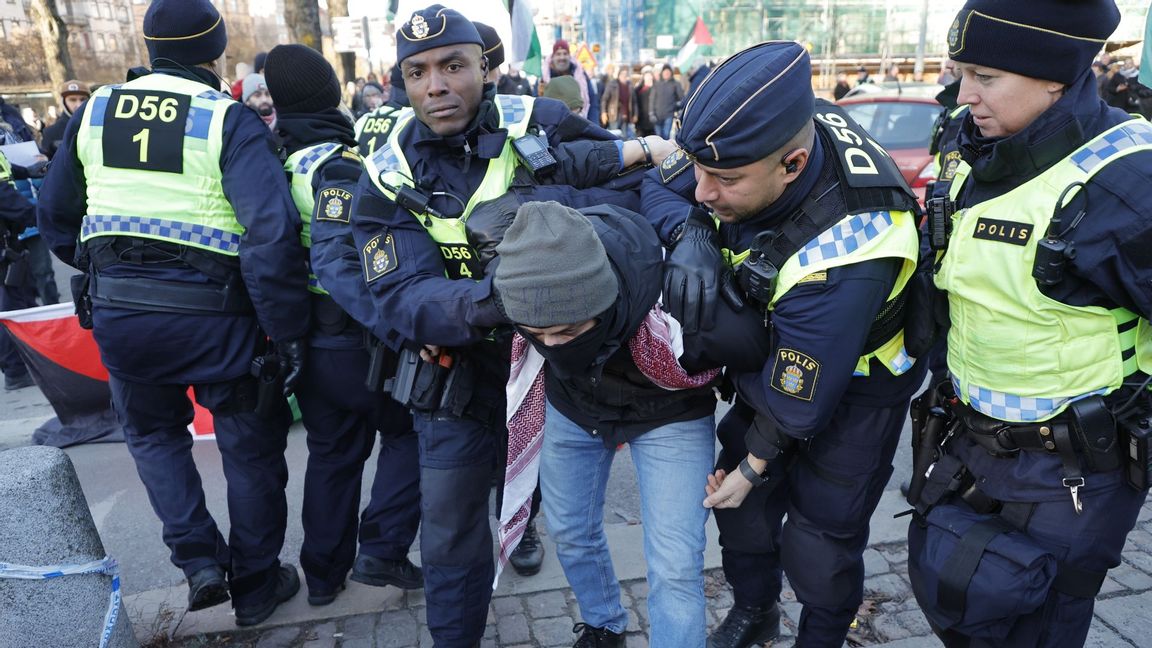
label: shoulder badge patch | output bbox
[940,150,961,182]
[315,187,353,223]
[771,348,820,401]
[659,147,692,184]
[362,232,398,283]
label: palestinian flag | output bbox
[508,0,542,77]
[0,303,217,445]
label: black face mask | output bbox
[521,313,615,381]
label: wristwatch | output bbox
[738,457,772,487]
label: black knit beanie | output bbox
[494,202,619,328]
[143,0,227,66]
[948,0,1120,84]
[264,44,342,114]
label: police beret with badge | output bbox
[947,0,1120,85]
[676,41,815,170]
[396,5,483,64]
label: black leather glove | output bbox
[276,338,307,397]
[24,160,49,178]
[464,192,524,275]
[663,208,726,335]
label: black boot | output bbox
[350,554,423,589]
[234,564,300,627]
[708,603,781,648]
[510,521,545,576]
[186,565,229,612]
[572,622,625,647]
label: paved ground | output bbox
[3,371,1152,647]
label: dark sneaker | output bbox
[708,603,781,648]
[234,564,300,627]
[349,554,423,590]
[510,521,545,576]
[307,581,346,606]
[186,565,230,612]
[3,373,34,392]
[572,622,625,647]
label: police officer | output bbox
[0,149,37,391]
[348,6,665,644]
[36,0,308,627]
[262,44,424,608]
[353,67,406,158]
[906,2,1152,646]
[641,42,925,647]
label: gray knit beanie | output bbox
[493,202,619,328]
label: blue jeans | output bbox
[540,403,714,648]
[657,117,675,139]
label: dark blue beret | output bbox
[396,5,483,64]
[948,0,1120,85]
[143,0,227,66]
[676,41,814,169]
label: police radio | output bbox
[511,130,558,177]
[1032,182,1086,287]
[737,231,780,306]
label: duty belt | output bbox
[954,402,1086,514]
[90,273,254,315]
[954,403,1072,457]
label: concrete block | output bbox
[0,446,137,648]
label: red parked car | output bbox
[838,84,945,205]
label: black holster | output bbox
[908,380,958,509]
[70,273,94,330]
[250,352,287,419]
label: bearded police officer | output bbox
[263,44,424,608]
[642,42,925,647]
[36,0,308,626]
[904,2,1152,646]
[348,6,665,644]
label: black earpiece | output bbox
[785,160,798,173]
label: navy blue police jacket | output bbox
[276,110,373,352]
[641,135,925,459]
[350,90,627,352]
[944,71,1152,501]
[0,171,36,232]
[36,66,311,383]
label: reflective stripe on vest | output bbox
[284,142,344,295]
[722,207,921,376]
[938,118,1152,422]
[364,95,534,278]
[76,75,239,255]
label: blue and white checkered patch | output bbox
[82,215,241,254]
[497,95,528,125]
[887,346,915,375]
[88,95,112,128]
[184,106,212,139]
[371,141,401,175]
[294,143,340,175]
[196,89,230,102]
[796,211,893,267]
[1071,121,1152,174]
[958,378,1109,422]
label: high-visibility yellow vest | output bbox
[936,118,1152,422]
[284,142,346,295]
[723,206,921,377]
[76,74,241,255]
[363,95,534,280]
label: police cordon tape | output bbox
[0,556,122,648]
